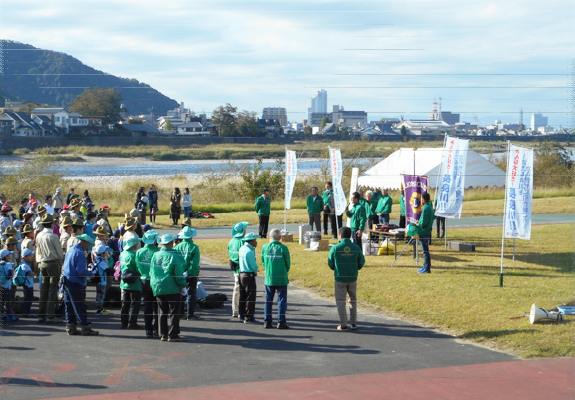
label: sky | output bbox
[0,0,573,128]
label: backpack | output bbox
[113,260,122,281]
[198,293,228,309]
[12,265,26,287]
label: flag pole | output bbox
[499,140,511,288]
[284,147,288,232]
[434,133,448,250]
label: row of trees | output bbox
[210,104,267,137]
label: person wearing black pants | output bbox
[258,215,269,239]
[141,280,158,336]
[238,233,259,323]
[157,293,181,340]
[255,189,271,239]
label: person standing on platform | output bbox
[416,192,434,274]
[228,222,248,318]
[306,187,323,232]
[254,189,271,239]
[345,192,367,248]
[328,226,365,331]
[375,188,393,224]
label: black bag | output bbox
[104,286,121,308]
[121,270,139,284]
[198,293,228,309]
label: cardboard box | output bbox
[281,234,293,243]
[317,239,330,251]
[448,241,476,252]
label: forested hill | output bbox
[1,40,179,114]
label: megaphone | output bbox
[529,303,563,324]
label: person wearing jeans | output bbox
[375,188,393,225]
[238,233,259,323]
[416,192,434,274]
[261,228,290,329]
[182,188,192,219]
[174,226,200,320]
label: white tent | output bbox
[358,148,505,190]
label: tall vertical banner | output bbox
[349,168,359,201]
[435,136,469,219]
[403,174,429,225]
[284,150,297,210]
[504,144,533,240]
[329,148,347,215]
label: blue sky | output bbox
[1,0,573,127]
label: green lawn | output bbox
[195,223,575,358]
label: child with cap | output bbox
[92,244,110,315]
[13,248,36,317]
[59,217,74,253]
[4,237,20,267]
[0,248,18,322]
[0,204,13,241]
[119,237,143,330]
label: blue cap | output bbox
[157,234,174,245]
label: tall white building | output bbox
[530,113,548,130]
[307,89,327,123]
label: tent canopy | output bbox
[358,148,505,190]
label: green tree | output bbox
[69,87,123,125]
[236,110,264,137]
[533,142,573,188]
[239,158,284,201]
[379,118,386,123]
[518,123,525,132]
[400,125,407,136]
[211,103,238,137]
[164,117,174,130]
[320,116,329,130]
[303,125,312,135]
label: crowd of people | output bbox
[0,181,436,340]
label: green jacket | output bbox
[255,195,271,216]
[400,195,406,217]
[375,194,393,214]
[417,202,435,236]
[363,198,376,220]
[321,189,333,211]
[149,247,187,297]
[120,250,142,291]
[373,190,382,204]
[261,240,291,286]
[135,244,159,280]
[306,194,323,215]
[175,239,200,277]
[345,202,367,231]
[328,238,365,283]
[228,237,243,267]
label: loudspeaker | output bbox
[529,303,563,324]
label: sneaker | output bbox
[160,335,168,341]
[232,314,239,318]
[277,323,290,330]
[81,325,99,336]
[168,335,186,342]
[6,315,19,322]
[127,324,143,330]
[186,314,201,320]
[120,324,128,329]
[46,317,63,324]
[146,331,153,338]
[153,330,159,337]
[336,325,348,331]
[238,317,245,323]
[418,268,430,274]
[244,318,260,324]
[264,322,272,329]
[350,324,357,330]
[37,317,46,323]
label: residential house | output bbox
[114,123,161,137]
[176,122,211,136]
[0,112,56,136]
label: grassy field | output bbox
[195,223,575,358]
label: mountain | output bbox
[1,40,179,115]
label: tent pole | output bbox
[513,238,515,262]
[499,140,511,288]
[444,219,448,249]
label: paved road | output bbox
[158,213,574,239]
[0,259,530,400]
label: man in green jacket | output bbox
[375,188,393,224]
[120,237,142,330]
[328,226,365,331]
[321,182,334,236]
[175,226,201,321]
[228,222,248,318]
[150,234,187,342]
[345,192,367,247]
[306,186,323,232]
[254,188,271,238]
[364,190,378,230]
[416,192,434,274]
[261,228,291,329]
[136,230,159,338]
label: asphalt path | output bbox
[157,213,574,239]
[1,258,519,400]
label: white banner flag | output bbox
[504,144,533,240]
[329,148,347,216]
[435,136,469,219]
[284,150,297,210]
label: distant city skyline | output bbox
[0,0,571,128]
